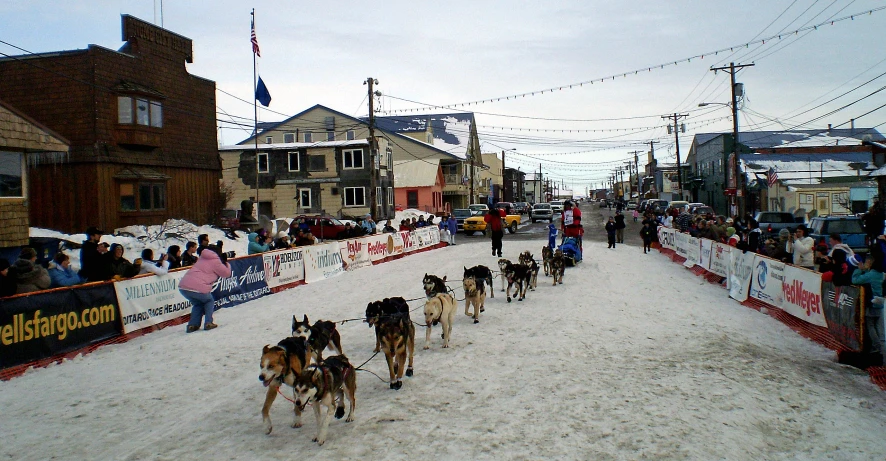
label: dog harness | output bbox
[315,365,348,402]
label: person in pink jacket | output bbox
[179,245,232,333]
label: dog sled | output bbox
[559,237,582,266]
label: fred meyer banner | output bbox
[0,284,121,369]
[212,255,271,309]
[304,242,346,283]
[780,265,826,327]
[263,248,305,289]
[114,270,191,334]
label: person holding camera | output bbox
[788,224,815,270]
[247,230,271,255]
[179,244,232,333]
[138,248,171,276]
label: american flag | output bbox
[251,18,261,57]
[767,167,778,188]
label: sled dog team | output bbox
[258,245,567,445]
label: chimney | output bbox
[827,124,832,133]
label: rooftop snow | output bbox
[371,113,475,160]
[219,140,369,151]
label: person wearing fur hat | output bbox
[14,247,51,294]
[0,258,17,297]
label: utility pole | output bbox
[501,150,507,202]
[365,77,379,218]
[629,150,643,199]
[710,62,754,216]
[662,113,687,200]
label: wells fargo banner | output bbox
[728,250,755,302]
[658,227,676,251]
[0,284,121,369]
[114,270,191,334]
[708,242,731,277]
[821,282,863,352]
[780,265,826,327]
[303,242,346,283]
[683,236,701,268]
[339,237,372,272]
[749,255,786,308]
[212,255,271,309]
[263,248,305,290]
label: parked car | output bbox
[550,200,565,215]
[219,209,241,230]
[754,211,801,238]
[495,202,515,214]
[290,215,350,240]
[463,212,522,235]
[531,203,554,223]
[452,208,473,232]
[599,200,609,208]
[648,200,669,215]
[691,205,714,216]
[513,202,530,214]
[666,201,690,214]
[468,203,489,215]
[626,201,638,210]
[808,216,867,253]
[638,200,648,213]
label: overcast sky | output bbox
[2,0,885,190]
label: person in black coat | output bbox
[79,226,105,282]
[166,245,183,270]
[640,222,653,254]
[614,211,626,243]
[0,258,17,297]
[605,217,617,249]
[181,242,198,267]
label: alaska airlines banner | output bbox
[304,242,346,283]
[263,248,305,289]
[780,265,826,328]
[339,237,372,272]
[0,284,120,369]
[212,255,271,309]
[114,270,191,334]
[749,255,786,308]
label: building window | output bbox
[0,151,24,198]
[326,131,335,141]
[304,132,313,143]
[257,152,269,173]
[344,187,365,207]
[386,146,393,169]
[284,133,295,143]
[346,130,355,141]
[343,149,364,169]
[298,189,311,208]
[117,96,162,127]
[265,136,273,144]
[376,186,382,206]
[387,187,393,207]
[288,151,300,172]
[121,182,166,211]
[308,155,325,171]
[407,190,419,208]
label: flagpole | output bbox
[252,9,259,210]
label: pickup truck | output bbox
[754,211,800,238]
[463,212,522,235]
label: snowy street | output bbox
[2,234,886,460]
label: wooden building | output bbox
[0,15,220,233]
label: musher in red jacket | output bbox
[562,200,583,248]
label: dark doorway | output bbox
[407,190,419,208]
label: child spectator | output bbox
[48,253,82,288]
[640,221,653,254]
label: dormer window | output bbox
[118,96,162,127]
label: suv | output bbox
[550,200,565,215]
[530,203,554,223]
[290,215,349,240]
[754,212,800,238]
[808,216,867,253]
[468,204,489,215]
[513,202,530,214]
[452,208,473,232]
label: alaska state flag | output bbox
[255,77,272,107]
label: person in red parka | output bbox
[484,207,505,257]
[561,200,583,248]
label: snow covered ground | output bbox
[3,237,886,460]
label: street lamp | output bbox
[699,101,739,216]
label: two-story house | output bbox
[0,15,220,233]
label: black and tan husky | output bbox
[292,315,343,363]
[259,337,312,435]
[292,355,357,446]
[464,265,494,298]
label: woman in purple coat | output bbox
[179,245,232,333]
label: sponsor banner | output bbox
[709,242,731,277]
[821,282,863,352]
[339,237,372,272]
[780,265,826,327]
[658,227,676,251]
[683,236,701,268]
[749,255,786,308]
[212,255,271,309]
[698,238,714,270]
[0,284,121,370]
[399,231,417,254]
[365,234,391,263]
[728,250,755,302]
[304,242,346,283]
[675,232,690,258]
[418,226,441,248]
[263,248,305,289]
[114,271,191,334]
